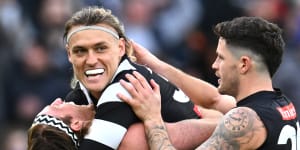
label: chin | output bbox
[89,85,104,92]
[86,84,104,93]
[218,87,227,95]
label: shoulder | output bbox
[222,107,267,149]
[222,107,264,133]
[202,107,267,149]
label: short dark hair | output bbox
[214,16,284,77]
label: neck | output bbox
[236,74,273,102]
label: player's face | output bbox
[67,24,126,99]
[212,38,240,97]
[38,98,95,126]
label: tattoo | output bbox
[146,125,176,150]
[198,107,264,150]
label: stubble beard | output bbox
[218,77,239,98]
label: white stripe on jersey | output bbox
[97,82,132,107]
[79,82,94,104]
[84,119,127,149]
[111,58,136,82]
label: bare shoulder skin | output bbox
[196,107,267,150]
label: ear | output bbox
[239,56,251,74]
[65,44,72,63]
[118,38,126,57]
[70,120,83,132]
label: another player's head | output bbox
[27,98,95,150]
[212,16,284,96]
[63,6,134,98]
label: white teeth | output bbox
[85,69,104,75]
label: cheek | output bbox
[71,57,85,70]
[106,55,121,70]
[218,63,225,75]
[220,61,231,73]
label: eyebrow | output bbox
[72,41,107,50]
[216,51,224,59]
[94,42,107,47]
[71,46,86,51]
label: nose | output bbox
[212,59,217,70]
[86,51,98,65]
[51,98,63,106]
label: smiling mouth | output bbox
[85,68,104,77]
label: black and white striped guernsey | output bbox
[65,55,202,150]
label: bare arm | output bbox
[131,41,236,113]
[117,71,220,150]
[165,119,218,150]
[119,119,218,150]
[117,71,175,150]
[196,107,267,150]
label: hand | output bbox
[117,71,162,122]
[131,41,161,70]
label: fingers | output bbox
[118,71,159,100]
[117,71,156,104]
[118,79,137,101]
[117,87,132,104]
[132,71,151,90]
[131,40,161,72]
[150,79,160,94]
[117,71,162,122]
[131,40,147,55]
[124,71,152,94]
[130,40,151,65]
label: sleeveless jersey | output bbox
[65,55,201,150]
[237,89,299,150]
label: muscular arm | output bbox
[131,41,235,113]
[119,119,218,150]
[144,118,176,150]
[196,107,267,150]
[117,71,221,150]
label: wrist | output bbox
[143,117,165,129]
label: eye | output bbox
[95,46,107,52]
[213,56,222,65]
[217,54,224,60]
[72,48,86,56]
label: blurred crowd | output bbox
[0,0,300,149]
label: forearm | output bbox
[132,41,235,113]
[150,60,234,113]
[144,119,176,150]
[120,118,219,150]
[166,119,217,150]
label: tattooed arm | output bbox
[196,107,267,150]
[143,117,176,150]
[117,71,175,150]
[117,71,220,150]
